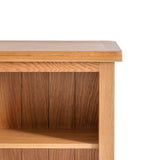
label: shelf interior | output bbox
[0,72,99,151]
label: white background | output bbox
[0,0,160,159]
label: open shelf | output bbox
[0,129,98,149]
[0,72,99,159]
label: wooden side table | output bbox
[0,41,122,160]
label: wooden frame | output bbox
[0,62,99,72]
[0,41,122,160]
[99,63,114,160]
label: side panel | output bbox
[22,73,49,128]
[0,73,21,128]
[22,149,48,160]
[49,73,74,129]
[0,149,21,160]
[49,149,74,160]
[75,149,98,160]
[75,73,99,129]
[99,63,114,160]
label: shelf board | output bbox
[0,129,98,149]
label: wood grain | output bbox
[22,73,49,129]
[49,149,74,160]
[99,63,114,160]
[0,41,122,62]
[0,73,21,128]
[49,73,74,129]
[0,63,99,72]
[75,73,99,129]
[22,149,48,160]
[75,149,98,160]
[0,129,98,149]
[0,149,21,160]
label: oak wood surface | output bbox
[99,63,114,160]
[22,149,48,160]
[75,149,98,160]
[0,73,21,128]
[0,129,98,149]
[0,149,99,160]
[0,40,118,160]
[75,73,99,129]
[0,41,122,62]
[49,73,74,129]
[0,62,99,72]
[22,73,49,129]
[0,149,21,160]
[0,72,99,130]
[49,149,74,160]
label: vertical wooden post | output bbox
[99,63,114,160]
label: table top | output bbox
[0,41,122,62]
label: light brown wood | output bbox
[49,73,74,129]
[22,149,48,160]
[0,129,98,149]
[75,149,98,160]
[75,73,99,129]
[0,62,99,72]
[0,73,21,128]
[22,73,49,129]
[0,41,121,159]
[49,149,74,160]
[0,149,21,160]
[99,63,114,160]
[0,41,122,62]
